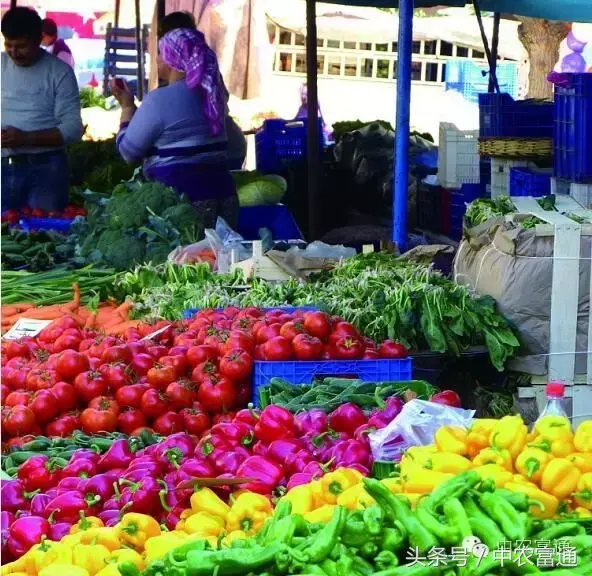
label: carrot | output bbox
[114,301,134,320]
[72,284,81,308]
[1,306,19,317]
[14,303,35,312]
[84,313,97,329]
[105,320,145,335]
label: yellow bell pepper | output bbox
[356,488,376,509]
[72,544,111,575]
[435,426,469,455]
[319,468,362,504]
[467,419,497,457]
[108,549,144,570]
[60,534,83,548]
[472,447,514,471]
[401,445,438,467]
[116,513,161,549]
[24,539,72,574]
[221,530,248,547]
[574,506,592,518]
[190,487,230,520]
[184,512,224,537]
[70,514,104,534]
[280,484,314,515]
[1,559,27,576]
[541,458,582,500]
[79,527,120,552]
[534,415,574,442]
[381,477,403,494]
[423,452,472,474]
[573,472,592,510]
[337,484,367,510]
[567,452,592,474]
[512,474,538,488]
[490,415,528,459]
[402,468,454,494]
[144,532,188,563]
[472,464,513,488]
[309,480,326,508]
[39,567,90,576]
[226,493,273,535]
[574,421,592,453]
[528,435,575,458]
[514,447,551,483]
[304,504,336,524]
[504,482,559,519]
[96,566,123,576]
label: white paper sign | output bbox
[2,318,52,340]
[140,324,172,341]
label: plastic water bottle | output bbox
[535,381,569,422]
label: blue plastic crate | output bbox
[237,205,303,241]
[554,74,592,183]
[20,217,73,232]
[509,168,552,197]
[183,306,318,320]
[255,118,323,174]
[252,358,413,405]
[480,159,491,185]
[478,93,554,138]
[445,61,518,103]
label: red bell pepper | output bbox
[254,406,295,443]
[286,472,317,491]
[29,493,52,517]
[209,422,254,447]
[234,407,260,426]
[60,457,97,479]
[7,515,50,558]
[155,433,196,463]
[44,490,100,523]
[1,480,33,513]
[97,439,133,471]
[236,455,284,494]
[98,509,121,527]
[80,473,116,501]
[17,455,61,492]
[328,403,367,436]
[117,477,162,515]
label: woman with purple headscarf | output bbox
[110,28,239,230]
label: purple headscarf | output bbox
[159,28,225,137]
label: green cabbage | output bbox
[235,173,287,207]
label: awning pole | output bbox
[473,0,499,93]
[488,12,500,93]
[393,0,414,252]
[306,0,320,240]
[10,0,17,8]
[157,0,166,32]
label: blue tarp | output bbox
[321,0,592,23]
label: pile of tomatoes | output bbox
[1,204,87,224]
[1,308,408,441]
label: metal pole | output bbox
[115,0,121,28]
[306,0,319,240]
[10,0,17,9]
[488,12,500,93]
[157,0,166,31]
[473,0,499,93]
[134,0,143,100]
[393,0,413,252]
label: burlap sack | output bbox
[453,219,591,375]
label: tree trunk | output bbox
[517,18,569,99]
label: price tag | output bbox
[140,324,172,341]
[2,318,52,340]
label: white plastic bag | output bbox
[369,399,475,462]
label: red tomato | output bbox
[52,334,82,353]
[303,312,332,341]
[166,379,198,410]
[429,390,462,408]
[331,321,361,340]
[87,337,117,359]
[3,340,28,359]
[2,367,27,390]
[56,350,89,380]
[160,355,188,378]
[80,407,117,434]
[31,208,45,218]
[115,384,148,409]
[28,390,58,424]
[127,341,147,356]
[4,391,32,407]
[101,345,132,365]
[147,364,177,391]
[26,369,58,391]
[378,340,408,359]
[140,389,171,419]
[45,414,79,437]
[146,345,168,360]
[180,407,210,436]
[0,384,9,403]
[219,350,253,381]
[99,363,131,391]
[363,349,380,359]
[255,324,281,344]
[224,331,255,354]
[186,345,218,368]
[3,405,35,436]
[130,426,154,437]
[50,382,78,412]
[197,375,236,413]
[153,411,184,435]
[263,337,293,361]
[130,353,154,377]
[191,360,218,384]
[279,321,304,341]
[292,334,323,360]
[88,396,120,415]
[333,336,364,360]
[117,408,147,435]
[73,371,108,402]
[2,209,19,224]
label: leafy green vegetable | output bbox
[79,87,108,110]
[234,172,287,207]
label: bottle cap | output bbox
[546,382,565,398]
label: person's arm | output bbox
[115,95,163,164]
[57,51,75,69]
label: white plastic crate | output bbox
[551,177,571,196]
[490,157,535,198]
[570,182,592,209]
[437,123,480,188]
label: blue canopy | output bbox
[321,0,592,23]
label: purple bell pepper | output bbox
[118,477,161,515]
[97,439,133,472]
[81,473,115,502]
[294,409,328,435]
[330,439,371,469]
[1,511,15,560]
[286,472,316,491]
[30,493,52,517]
[213,446,250,475]
[44,490,100,523]
[7,515,49,558]
[284,449,313,475]
[98,509,121,527]
[60,457,97,479]
[1,481,33,513]
[48,521,72,541]
[267,439,305,466]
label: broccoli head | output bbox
[161,203,203,242]
[145,241,172,264]
[95,229,146,270]
[135,182,179,215]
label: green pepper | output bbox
[442,497,472,540]
[562,534,592,554]
[363,478,438,554]
[478,492,527,541]
[373,564,443,575]
[342,511,369,548]
[381,527,406,553]
[186,542,286,576]
[535,522,584,541]
[462,496,505,551]
[301,565,329,575]
[415,500,459,545]
[375,550,399,571]
[352,556,375,576]
[117,562,140,576]
[321,559,339,576]
[360,541,379,559]
[302,506,347,564]
[424,470,480,512]
[363,505,384,535]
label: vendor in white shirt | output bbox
[41,18,74,69]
